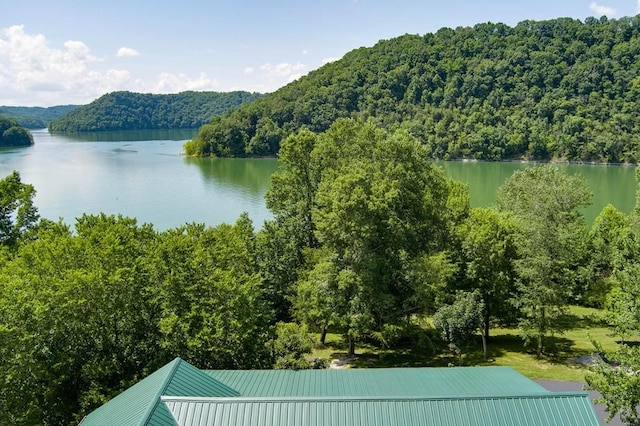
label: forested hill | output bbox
[186,16,640,163]
[48,91,263,132]
[0,117,34,147]
[0,105,78,129]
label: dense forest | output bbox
[48,90,263,132]
[0,117,34,147]
[2,119,640,424]
[0,105,78,128]
[186,16,640,163]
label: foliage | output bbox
[189,16,640,163]
[586,204,637,307]
[457,207,519,349]
[0,105,77,128]
[587,344,640,426]
[155,214,273,370]
[0,213,275,424]
[0,171,39,249]
[497,165,591,355]
[0,117,33,147]
[310,119,454,354]
[268,322,315,370]
[48,91,262,132]
[432,290,484,365]
[0,215,163,425]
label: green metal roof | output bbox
[205,366,549,398]
[79,358,240,426]
[161,393,600,426]
[81,359,600,426]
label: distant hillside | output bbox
[0,105,78,128]
[0,117,34,147]
[49,91,263,132]
[186,16,640,163]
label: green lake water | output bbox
[0,129,635,230]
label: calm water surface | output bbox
[0,129,279,230]
[0,130,636,230]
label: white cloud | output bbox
[588,2,617,16]
[637,0,640,13]
[0,25,132,105]
[154,72,217,93]
[259,62,306,77]
[117,47,139,58]
[302,50,308,55]
[243,67,255,75]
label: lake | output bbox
[0,129,636,230]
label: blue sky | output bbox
[1,0,639,106]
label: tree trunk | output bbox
[481,333,488,361]
[320,327,327,346]
[483,307,490,360]
[348,336,355,356]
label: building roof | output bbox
[81,358,600,426]
[161,393,600,426]
[79,358,239,426]
[205,366,548,397]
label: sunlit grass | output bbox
[309,305,634,382]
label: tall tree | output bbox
[0,171,39,250]
[311,120,451,355]
[0,215,162,425]
[155,215,274,369]
[497,165,591,355]
[457,207,518,358]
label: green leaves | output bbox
[0,171,39,250]
[497,165,591,354]
[433,291,484,365]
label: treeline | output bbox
[186,15,640,163]
[0,105,78,128]
[0,117,33,147]
[2,120,640,424]
[48,90,263,132]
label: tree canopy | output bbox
[0,105,78,128]
[187,16,640,163]
[48,91,262,132]
[0,117,34,147]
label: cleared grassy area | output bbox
[310,306,633,382]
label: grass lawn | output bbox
[310,305,633,382]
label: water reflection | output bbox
[184,157,280,196]
[50,128,199,142]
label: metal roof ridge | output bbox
[204,365,515,373]
[139,357,184,426]
[160,391,590,403]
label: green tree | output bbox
[0,171,39,250]
[586,204,636,307]
[260,129,321,321]
[0,214,162,425]
[457,207,518,358]
[311,120,450,355]
[497,165,591,355]
[268,322,315,370]
[605,264,640,343]
[156,215,274,369]
[432,290,484,366]
[586,344,640,426]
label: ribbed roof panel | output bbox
[206,366,548,398]
[162,393,600,426]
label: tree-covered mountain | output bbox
[48,91,263,132]
[186,16,640,163]
[0,105,78,129]
[0,117,34,147]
